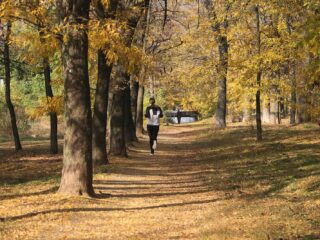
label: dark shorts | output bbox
[147,125,159,140]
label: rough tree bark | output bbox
[58,0,94,196]
[92,50,112,164]
[255,5,262,141]
[109,2,144,155]
[121,2,149,143]
[92,0,118,165]
[3,21,22,151]
[109,65,127,156]
[109,91,126,155]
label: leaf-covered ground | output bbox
[0,121,320,239]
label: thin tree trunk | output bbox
[3,21,22,151]
[43,57,58,154]
[256,72,263,141]
[125,81,138,143]
[255,6,262,141]
[277,100,281,124]
[130,0,150,136]
[92,50,112,165]
[106,92,113,153]
[290,77,297,124]
[39,25,58,154]
[214,35,228,128]
[58,0,94,196]
[286,16,296,125]
[131,79,139,124]
[136,84,145,135]
[204,0,228,128]
[91,0,118,164]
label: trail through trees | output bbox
[0,123,320,239]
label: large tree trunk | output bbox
[136,84,145,135]
[255,6,262,141]
[58,0,94,196]
[92,50,112,165]
[109,96,127,155]
[3,21,22,151]
[43,57,58,154]
[109,65,127,156]
[109,3,145,154]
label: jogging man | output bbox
[145,97,163,155]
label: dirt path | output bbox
[0,123,320,239]
[88,124,224,239]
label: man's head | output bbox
[149,97,155,105]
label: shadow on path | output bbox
[0,197,225,222]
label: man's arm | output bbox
[145,106,150,118]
